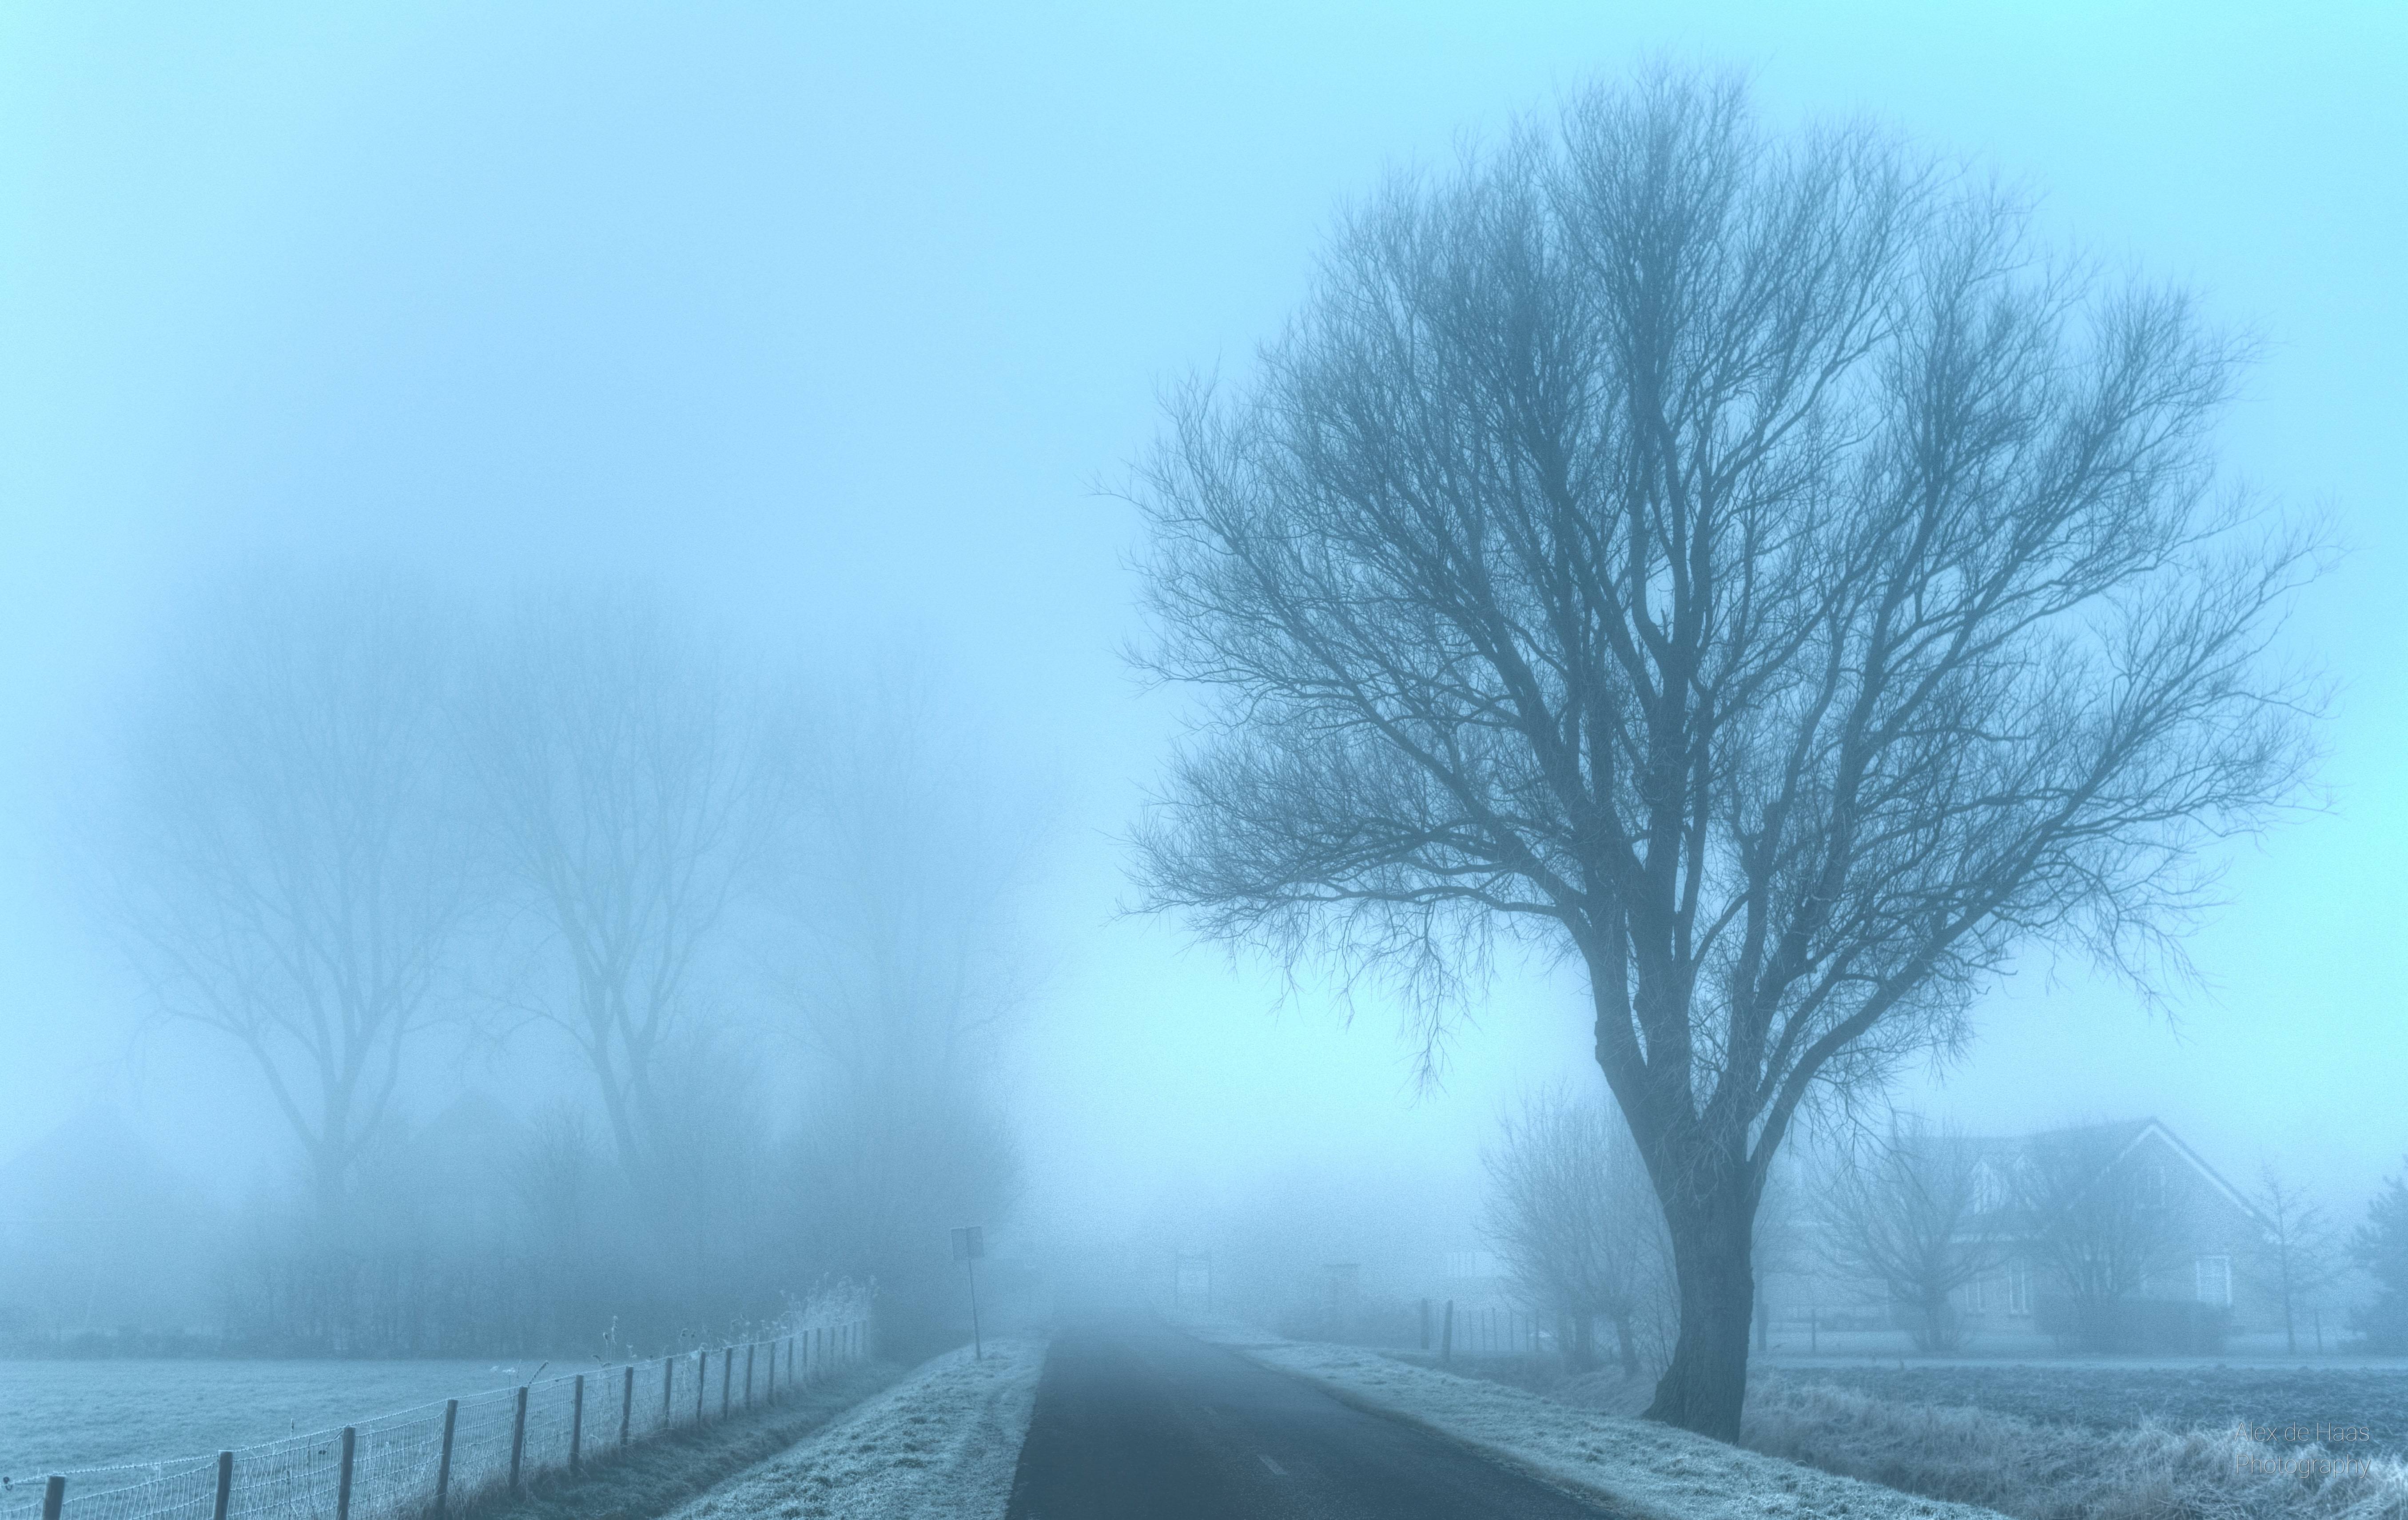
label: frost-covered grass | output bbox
[1745,1376,2408,1520]
[460,1360,907,1520]
[0,1359,524,1476]
[1758,1362,2408,1459]
[657,1340,1043,1520]
[1187,1323,2003,1520]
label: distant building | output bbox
[1764,1118,2274,1354]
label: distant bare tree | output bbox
[102,572,473,1225]
[1811,1116,2004,1352]
[1130,69,2315,1436]
[467,592,789,1193]
[2353,1165,2408,1353]
[768,672,1039,1352]
[2249,1163,2342,1355]
[2019,1125,2188,1346]
[1483,1086,1673,1377]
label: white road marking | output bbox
[1258,1455,1287,1476]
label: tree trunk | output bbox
[1613,1311,1639,1379]
[1572,1311,1596,1372]
[1642,1181,1755,1440]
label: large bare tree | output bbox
[468,592,788,1194]
[104,572,473,1225]
[1129,72,2312,1436]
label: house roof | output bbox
[1970,1117,2268,1234]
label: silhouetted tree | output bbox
[468,592,789,1197]
[2249,1162,2342,1356]
[2019,1124,2189,1348]
[1812,1116,2003,1352]
[2352,1164,2408,1353]
[1484,1086,1674,1377]
[1130,69,2314,1436]
[102,571,474,1227]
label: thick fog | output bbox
[2,4,2403,1360]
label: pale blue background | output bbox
[1,2,2400,1231]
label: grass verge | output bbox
[1744,1376,2408,1520]
[455,1361,910,1520]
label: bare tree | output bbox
[1811,1116,2003,1352]
[101,572,473,1227]
[468,592,788,1194]
[2019,1124,2189,1347]
[2251,1162,2342,1355]
[1129,70,2313,1436]
[1483,1085,1673,1377]
[768,671,1039,1352]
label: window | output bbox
[2136,1165,2168,1209]
[1964,1276,1987,1313]
[2006,1261,2031,1316]
[2196,1256,2232,1307]
[1974,1162,2003,1212]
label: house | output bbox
[1762,1118,2274,1355]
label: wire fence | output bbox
[0,1320,874,1520]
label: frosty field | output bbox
[0,1359,538,1479]
[1771,1362,2408,1460]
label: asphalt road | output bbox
[1003,1316,1624,1520]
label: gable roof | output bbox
[1971,1117,2267,1234]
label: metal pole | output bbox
[335,1428,355,1520]
[509,1387,528,1493]
[212,1452,232,1520]
[435,1401,457,1518]
[570,1373,585,1475]
[969,1258,983,1361]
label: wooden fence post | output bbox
[663,1357,675,1429]
[695,1351,706,1423]
[570,1373,585,1476]
[212,1452,232,1520]
[509,1386,529,1494]
[621,1364,634,1446]
[744,1343,755,1409]
[335,1428,355,1520]
[40,1476,62,1520]
[720,1343,732,1417]
[1441,1299,1455,1364]
[435,1400,457,1518]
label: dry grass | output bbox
[1744,1377,2408,1520]
[456,1360,908,1520]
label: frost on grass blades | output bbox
[0,1321,870,1520]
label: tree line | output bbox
[81,569,1032,1358]
[1486,1092,2408,1369]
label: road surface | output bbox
[1004,1317,1625,1520]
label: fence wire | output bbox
[3,1322,871,1520]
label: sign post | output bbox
[950,1225,985,1360]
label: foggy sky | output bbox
[3,2,2404,1242]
